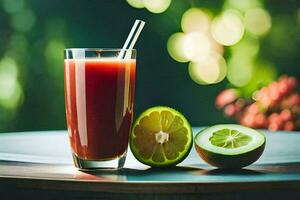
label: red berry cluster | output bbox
[216,75,300,131]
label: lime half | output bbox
[195,124,265,168]
[130,106,193,167]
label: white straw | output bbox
[119,19,145,59]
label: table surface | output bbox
[1,128,300,195]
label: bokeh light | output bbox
[189,54,227,85]
[227,56,253,87]
[2,0,25,14]
[207,33,224,55]
[244,8,272,36]
[230,36,260,59]
[45,40,65,77]
[211,10,244,46]
[0,57,23,109]
[143,0,171,14]
[227,35,263,88]
[11,9,36,32]
[214,55,227,83]
[168,7,224,65]
[183,32,211,62]
[181,8,211,33]
[223,0,262,12]
[126,0,144,8]
[0,81,23,109]
[167,32,189,63]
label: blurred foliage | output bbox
[0,0,299,132]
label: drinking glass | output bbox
[64,48,136,170]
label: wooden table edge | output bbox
[1,176,300,194]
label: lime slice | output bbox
[195,124,265,168]
[130,106,193,167]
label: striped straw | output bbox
[118,19,145,59]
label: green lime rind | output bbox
[130,106,193,167]
[194,124,266,169]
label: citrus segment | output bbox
[167,116,184,133]
[139,111,161,133]
[160,110,175,131]
[170,127,189,152]
[152,145,165,163]
[163,142,179,160]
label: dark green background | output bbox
[0,0,299,132]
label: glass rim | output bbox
[64,48,136,52]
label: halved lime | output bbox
[130,106,193,167]
[195,124,266,168]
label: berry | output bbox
[280,109,292,122]
[216,75,300,131]
[215,89,238,109]
[224,104,237,117]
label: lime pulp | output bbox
[209,128,252,149]
[130,106,193,167]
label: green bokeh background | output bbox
[0,0,299,132]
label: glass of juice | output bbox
[64,48,136,170]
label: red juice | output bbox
[64,58,136,160]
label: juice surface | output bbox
[64,58,136,160]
